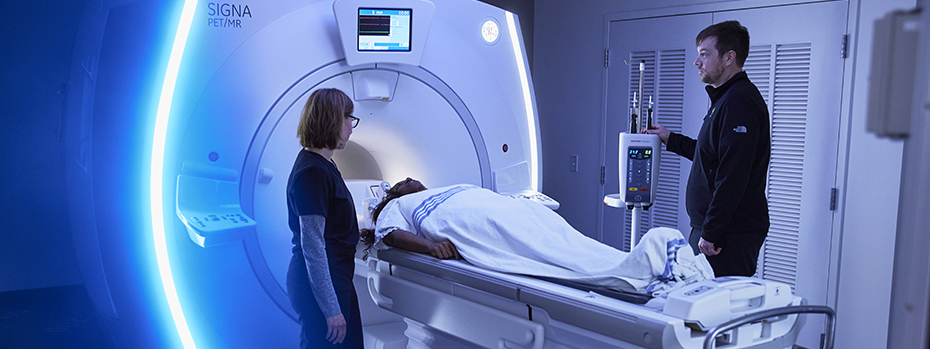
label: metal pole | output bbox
[630,205,641,248]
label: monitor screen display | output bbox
[358,8,412,52]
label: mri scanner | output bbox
[131,0,830,347]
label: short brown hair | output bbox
[696,20,750,68]
[297,88,354,149]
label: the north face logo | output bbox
[733,126,747,133]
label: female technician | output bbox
[286,88,362,348]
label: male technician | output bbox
[645,20,770,277]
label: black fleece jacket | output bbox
[666,71,770,243]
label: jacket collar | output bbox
[705,71,749,104]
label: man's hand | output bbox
[698,237,722,256]
[428,240,461,260]
[643,124,671,145]
[326,313,347,344]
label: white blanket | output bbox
[374,185,713,294]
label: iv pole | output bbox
[605,61,659,249]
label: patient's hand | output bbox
[429,241,461,260]
[383,229,462,260]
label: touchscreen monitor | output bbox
[358,9,412,52]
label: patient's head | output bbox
[372,178,427,222]
[391,177,427,196]
[359,177,427,257]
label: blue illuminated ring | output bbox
[152,0,198,348]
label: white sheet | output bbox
[374,185,713,293]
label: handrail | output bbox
[703,305,836,349]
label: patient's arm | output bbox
[383,229,461,260]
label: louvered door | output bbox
[744,43,814,287]
[651,50,687,234]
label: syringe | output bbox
[646,95,654,130]
[630,92,639,133]
[637,61,645,132]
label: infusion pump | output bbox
[617,133,661,207]
[605,61,661,210]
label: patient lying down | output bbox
[360,178,714,295]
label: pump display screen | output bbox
[358,9,412,52]
[628,148,652,159]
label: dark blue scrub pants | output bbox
[287,254,363,349]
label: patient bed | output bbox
[365,248,810,349]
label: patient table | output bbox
[366,248,825,349]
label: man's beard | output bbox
[700,67,722,85]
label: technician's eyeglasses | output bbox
[347,115,360,128]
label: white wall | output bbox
[885,1,930,345]
[533,0,914,348]
[832,0,915,348]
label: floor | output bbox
[0,285,113,349]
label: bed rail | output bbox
[703,305,835,349]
